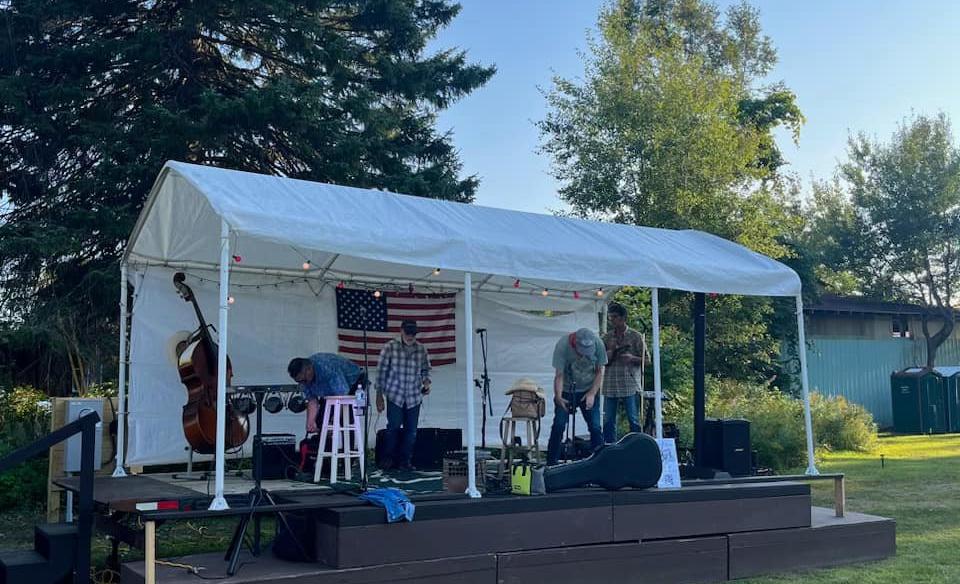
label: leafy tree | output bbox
[0,0,493,391]
[817,113,960,367]
[540,0,805,384]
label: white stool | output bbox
[314,395,365,484]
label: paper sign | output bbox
[656,438,682,489]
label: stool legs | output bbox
[315,398,366,484]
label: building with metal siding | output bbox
[796,295,960,428]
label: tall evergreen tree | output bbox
[0,0,493,390]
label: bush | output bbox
[0,386,52,510]
[662,379,877,473]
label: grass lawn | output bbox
[741,433,960,584]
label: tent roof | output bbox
[124,161,801,297]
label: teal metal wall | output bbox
[802,337,960,428]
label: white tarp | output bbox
[126,267,597,466]
[125,161,801,298]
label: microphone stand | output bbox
[473,328,494,449]
[359,305,372,491]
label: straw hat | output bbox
[504,378,545,397]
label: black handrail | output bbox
[0,411,100,584]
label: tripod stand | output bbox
[473,328,494,449]
[563,381,578,462]
[224,388,306,576]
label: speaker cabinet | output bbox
[254,433,297,480]
[704,419,751,477]
[375,428,463,470]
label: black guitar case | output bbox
[544,432,662,491]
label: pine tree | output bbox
[0,0,493,390]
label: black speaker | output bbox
[254,433,297,480]
[703,418,751,477]
[375,427,463,470]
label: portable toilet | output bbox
[891,367,947,434]
[934,366,960,433]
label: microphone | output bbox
[475,328,486,333]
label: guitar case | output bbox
[544,432,662,491]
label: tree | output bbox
[0,0,493,391]
[831,113,960,367]
[539,0,805,384]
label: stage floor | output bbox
[120,506,895,584]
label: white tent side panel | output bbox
[126,268,596,466]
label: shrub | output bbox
[0,385,52,510]
[661,379,877,473]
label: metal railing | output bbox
[0,411,100,584]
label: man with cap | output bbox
[288,353,365,433]
[546,328,607,465]
[376,319,432,471]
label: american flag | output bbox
[336,288,457,367]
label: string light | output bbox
[513,279,521,289]
[573,291,580,299]
[232,255,242,263]
[541,288,549,297]
[227,296,235,305]
[596,288,605,298]
[337,281,345,289]
[432,268,441,276]
[302,260,311,271]
[373,289,382,299]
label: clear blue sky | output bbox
[430,0,960,213]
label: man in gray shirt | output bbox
[546,328,607,465]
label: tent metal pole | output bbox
[693,293,706,468]
[112,262,129,477]
[652,288,663,440]
[463,272,481,498]
[209,219,232,511]
[796,295,819,475]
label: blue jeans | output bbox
[384,401,421,467]
[603,394,641,444]
[546,392,603,465]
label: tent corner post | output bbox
[463,272,481,498]
[209,218,231,511]
[796,295,819,476]
[112,261,129,478]
[651,287,663,440]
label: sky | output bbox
[429,0,960,213]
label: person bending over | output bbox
[546,327,607,465]
[288,352,364,433]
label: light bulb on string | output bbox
[302,260,311,271]
[573,291,581,299]
[513,279,521,289]
[596,288,605,298]
[337,281,346,289]
[228,296,236,305]
[432,268,441,276]
[232,255,242,263]
[541,288,549,297]
[373,289,382,299]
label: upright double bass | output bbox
[173,272,249,454]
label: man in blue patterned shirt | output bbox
[376,320,432,471]
[288,353,364,433]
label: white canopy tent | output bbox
[115,161,817,509]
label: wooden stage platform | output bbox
[105,479,895,584]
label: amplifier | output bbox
[253,433,297,481]
[375,428,462,470]
[703,418,751,477]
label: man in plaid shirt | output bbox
[376,319,432,471]
[601,302,649,443]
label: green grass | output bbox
[742,433,960,583]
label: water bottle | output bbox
[355,387,367,413]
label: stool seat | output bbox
[315,395,365,484]
[499,416,541,477]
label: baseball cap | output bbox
[401,320,418,335]
[574,328,596,358]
